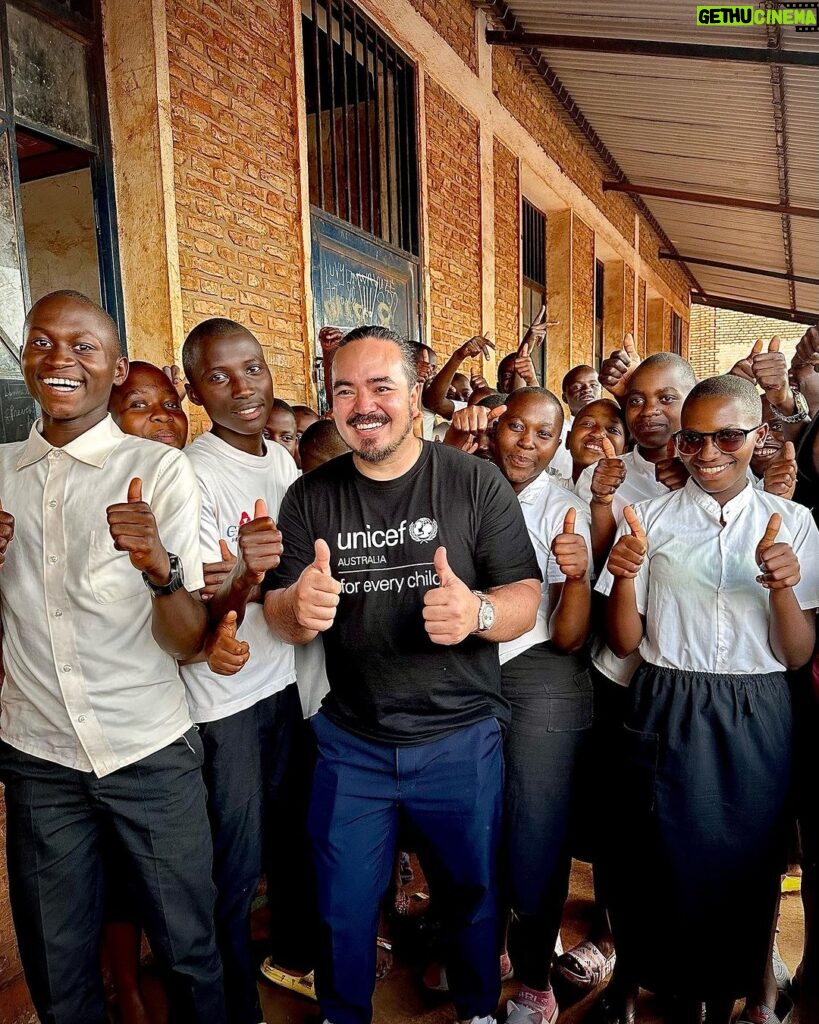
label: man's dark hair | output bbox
[182,318,257,382]
[562,364,597,393]
[336,326,418,390]
[271,397,295,417]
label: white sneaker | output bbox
[460,1017,496,1024]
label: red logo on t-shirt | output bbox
[238,511,251,528]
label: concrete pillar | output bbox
[646,296,666,354]
[545,209,594,396]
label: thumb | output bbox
[666,437,677,460]
[433,546,455,586]
[219,539,234,563]
[127,478,143,504]
[768,336,781,353]
[601,436,617,459]
[313,538,331,575]
[759,513,782,552]
[749,339,764,358]
[779,440,796,463]
[487,404,507,425]
[253,498,269,520]
[623,333,637,359]
[563,507,576,535]
[623,505,646,542]
[218,610,238,639]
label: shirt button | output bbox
[61,664,71,673]
[49,555,58,564]
[54,609,63,617]
[48,499,57,508]
[77,715,86,723]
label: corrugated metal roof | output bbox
[489,0,819,320]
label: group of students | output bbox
[0,288,817,1024]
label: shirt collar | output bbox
[630,446,657,477]
[683,475,755,519]
[16,415,126,470]
[517,470,550,505]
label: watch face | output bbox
[479,599,495,631]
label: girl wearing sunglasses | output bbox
[595,374,819,1024]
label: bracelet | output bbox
[769,389,810,423]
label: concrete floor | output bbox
[257,860,807,1024]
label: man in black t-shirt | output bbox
[264,326,540,1024]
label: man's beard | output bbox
[348,407,414,463]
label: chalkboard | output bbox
[0,377,36,443]
[311,212,420,341]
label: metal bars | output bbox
[302,0,419,256]
[521,198,545,288]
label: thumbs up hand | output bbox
[729,339,764,385]
[599,333,641,399]
[423,546,482,645]
[202,539,237,601]
[755,513,800,590]
[751,337,791,408]
[205,610,250,675]
[606,506,648,579]
[293,539,342,632]
[236,498,284,586]
[654,437,689,491]
[106,477,170,583]
[0,500,14,569]
[590,435,627,505]
[763,441,797,500]
[551,507,588,581]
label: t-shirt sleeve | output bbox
[474,469,541,587]
[263,478,314,593]
[152,450,205,592]
[791,508,819,610]
[195,477,223,565]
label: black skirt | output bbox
[606,663,792,1000]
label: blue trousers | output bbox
[309,713,504,1024]
[0,730,225,1024]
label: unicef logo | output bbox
[409,517,438,543]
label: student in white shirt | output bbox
[180,319,300,1024]
[597,375,819,1024]
[0,291,225,1023]
[491,389,593,1024]
[548,364,602,483]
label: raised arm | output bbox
[604,506,647,658]
[424,335,495,418]
[548,508,591,653]
[756,513,816,670]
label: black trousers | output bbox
[0,730,225,1024]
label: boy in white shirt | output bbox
[180,318,300,1024]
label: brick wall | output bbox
[424,76,483,358]
[493,138,519,353]
[407,0,477,74]
[166,0,308,432]
[689,306,808,378]
[637,278,647,356]
[623,264,635,336]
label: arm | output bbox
[605,578,646,658]
[586,442,626,566]
[548,579,591,653]
[424,335,494,417]
[756,514,816,670]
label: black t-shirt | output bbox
[267,442,541,745]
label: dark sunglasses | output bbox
[672,424,763,456]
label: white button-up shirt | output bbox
[595,479,819,675]
[574,445,662,517]
[0,416,204,776]
[499,471,592,665]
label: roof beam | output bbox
[692,293,817,325]
[659,252,819,287]
[484,31,819,68]
[602,182,819,219]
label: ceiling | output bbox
[483,0,819,323]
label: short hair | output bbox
[270,398,295,418]
[336,325,418,390]
[477,393,508,411]
[631,352,697,389]
[684,374,762,424]
[182,318,257,382]
[562,364,597,392]
[575,397,626,427]
[292,404,318,418]
[504,386,565,429]
[25,290,120,352]
[298,419,350,469]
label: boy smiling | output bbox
[0,290,225,1023]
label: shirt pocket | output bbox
[546,671,594,733]
[87,529,146,604]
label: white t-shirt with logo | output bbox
[180,432,298,723]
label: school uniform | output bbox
[499,471,592,987]
[0,415,224,1024]
[546,414,574,484]
[595,479,819,999]
[180,432,301,1024]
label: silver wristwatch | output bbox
[472,591,496,633]
[770,389,810,423]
